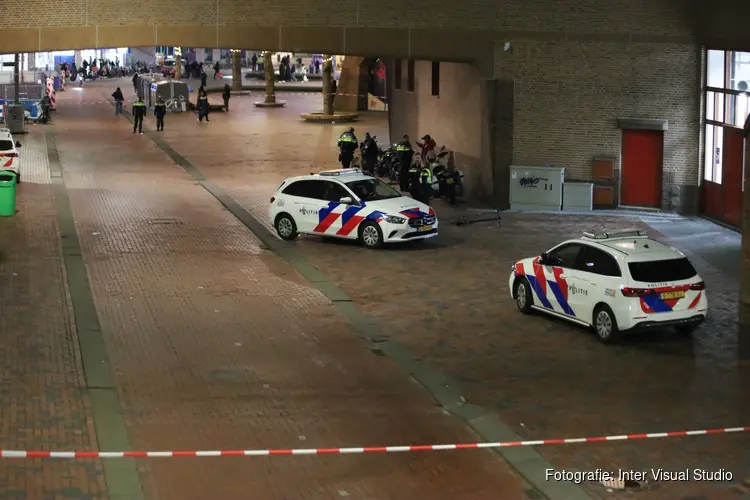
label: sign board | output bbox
[367,94,386,111]
[509,165,565,211]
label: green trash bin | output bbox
[0,171,18,217]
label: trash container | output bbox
[0,171,17,216]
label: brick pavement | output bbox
[43,80,538,498]
[143,86,750,499]
[0,128,106,498]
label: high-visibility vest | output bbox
[339,133,357,143]
[396,144,412,152]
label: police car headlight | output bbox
[384,215,406,224]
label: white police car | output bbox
[0,129,22,182]
[268,169,438,248]
[508,230,707,343]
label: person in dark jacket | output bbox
[40,94,52,123]
[111,87,125,115]
[337,127,358,168]
[197,89,210,123]
[132,96,147,134]
[396,135,414,191]
[213,61,221,79]
[154,96,166,131]
[222,84,231,112]
[200,68,208,87]
[360,133,378,175]
[132,72,139,93]
[251,53,258,71]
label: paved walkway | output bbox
[100,81,750,500]
[0,127,106,498]
[2,81,536,498]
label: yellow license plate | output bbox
[660,291,685,300]
[446,178,455,184]
[418,225,433,232]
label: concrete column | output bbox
[334,56,364,113]
[74,50,82,67]
[212,49,220,62]
[322,55,334,116]
[197,49,205,63]
[263,51,276,104]
[232,51,242,91]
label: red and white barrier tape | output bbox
[1,426,747,459]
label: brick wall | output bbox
[495,40,702,208]
[389,61,494,199]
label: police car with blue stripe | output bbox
[509,230,707,343]
[269,169,438,248]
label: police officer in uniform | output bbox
[408,162,421,200]
[337,127,358,168]
[132,96,147,134]
[419,162,433,205]
[441,162,460,205]
[396,134,414,191]
[154,96,167,131]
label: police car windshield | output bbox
[346,178,402,201]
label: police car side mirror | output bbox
[15,141,21,148]
[538,252,550,265]
[339,196,354,204]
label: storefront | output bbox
[701,49,750,228]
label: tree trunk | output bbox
[264,51,276,104]
[232,51,242,91]
[322,55,334,115]
[175,53,182,80]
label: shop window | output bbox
[394,59,402,90]
[729,51,750,91]
[431,62,440,96]
[407,59,415,92]
[707,49,725,88]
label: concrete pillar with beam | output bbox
[740,124,750,335]
[231,50,241,91]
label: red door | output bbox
[621,129,664,208]
[722,128,744,227]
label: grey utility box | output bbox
[150,80,189,112]
[509,165,565,211]
[4,104,25,134]
[139,76,155,106]
[562,182,594,211]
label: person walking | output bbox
[197,89,210,123]
[396,135,414,191]
[131,96,147,134]
[154,96,166,131]
[213,61,221,79]
[132,72,139,94]
[222,84,231,112]
[111,87,125,115]
[200,67,208,87]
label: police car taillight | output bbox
[270,196,275,203]
[689,281,705,291]
[0,152,18,157]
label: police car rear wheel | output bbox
[274,213,298,241]
[593,305,622,344]
[359,222,383,249]
[514,278,533,314]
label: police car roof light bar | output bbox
[582,229,648,240]
[319,169,363,176]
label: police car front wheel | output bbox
[274,213,298,241]
[359,222,383,249]
[593,305,622,344]
[513,278,533,314]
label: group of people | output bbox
[337,129,459,205]
[111,87,167,134]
